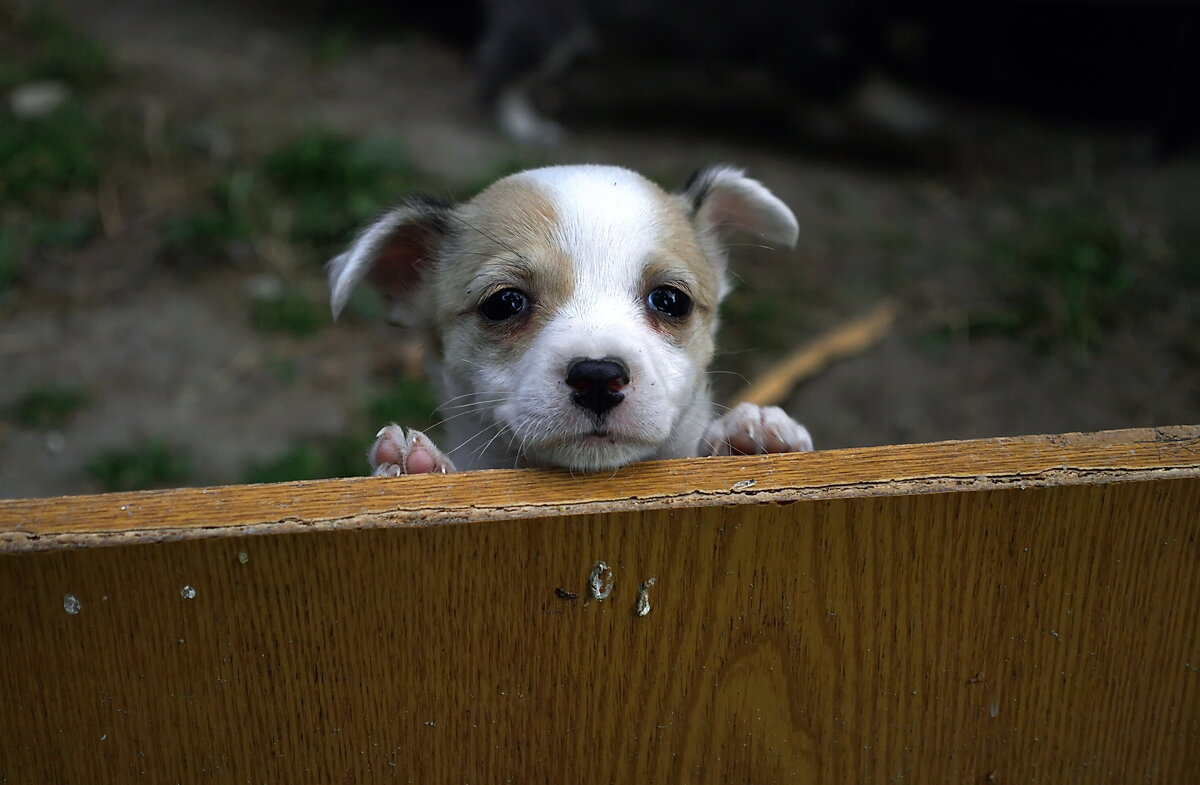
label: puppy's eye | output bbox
[479,288,530,321]
[646,286,692,319]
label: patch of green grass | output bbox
[161,130,420,262]
[160,169,257,254]
[719,283,792,355]
[313,25,357,66]
[876,228,922,257]
[1169,222,1200,285]
[24,8,111,89]
[261,129,416,245]
[30,216,99,248]
[160,208,243,251]
[366,378,440,431]
[234,374,441,484]
[0,101,101,203]
[9,384,88,428]
[241,434,366,483]
[0,6,112,93]
[918,308,1033,355]
[0,214,98,296]
[0,225,21,295]
[968,204,1131,356]
[242,377,440,484]
[86,438,192,492]
[268,355,298,383]
[240,376,440,485]
[251,289,325,337]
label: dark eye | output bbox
[647,286,692,319]
[479,288,530,321]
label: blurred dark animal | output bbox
[473,0,935,144]
[324,1,1197,156]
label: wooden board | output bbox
[1,426,1198,783]
[3,426,1199,552]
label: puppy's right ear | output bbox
[328,196,453,319]
[680,165,799,249]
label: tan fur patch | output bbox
[638,188,723,368]
[428,177,573,362]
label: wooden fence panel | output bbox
[1,427,1197,783]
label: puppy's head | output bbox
[329,165,797,470]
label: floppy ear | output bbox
[680,165,799,248]
[327,196,454,319]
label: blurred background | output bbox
[1,0,1197,498]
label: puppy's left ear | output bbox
[328,195,453,319]
[680,165,799,248]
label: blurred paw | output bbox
[497,87,564,146]
[702,403,813,456]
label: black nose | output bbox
[565,358,630,417]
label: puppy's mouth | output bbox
[579,429,627,447]
[538,425,654,450]
[504,405,665,471]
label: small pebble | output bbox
[10,80,68,118]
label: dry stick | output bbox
[732,300,900,407]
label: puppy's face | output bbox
[435,167,722,469]
[330,165,797,470]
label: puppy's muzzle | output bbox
[565,358,630,417]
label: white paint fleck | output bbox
[989,700,1000,718]
[731,479,757,491]
[237,552,249,564]
[589,561,614,601]
[63,594,81,615]
[635,578,657,617]
[179,585,196,599]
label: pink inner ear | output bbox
[695,177,796,248]
[367,226,433,300]
[704,190,759,235]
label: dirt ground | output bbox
[2,0,1198,499]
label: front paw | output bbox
[702,402,814,456]
[369,425,457,476]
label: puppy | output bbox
[328,164,813,475]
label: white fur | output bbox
[446,168,695,470]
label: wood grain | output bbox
[2,425,1198,552]
[0,427,1197,783]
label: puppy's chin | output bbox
[524,433,660,472]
